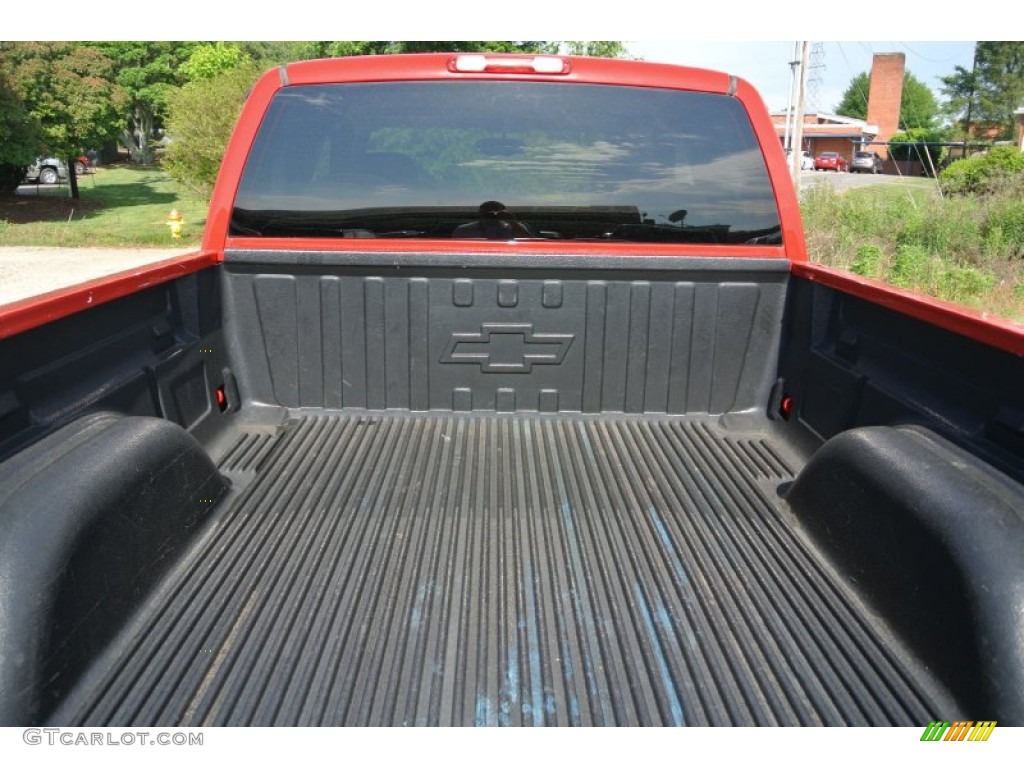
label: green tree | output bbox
[239,42,311,66]
[975,42,1024,140]
[181,42,251,81]
[557,41,631,58]
[939,63,978,139]
[1,42,127,199]
[163,62,262,197]
[835,72,870,119]
[399,41,551,54]
[835,70,939,129]
[299,41,551,58]
[92,41,197,164]
[943,42,1024,141]
[296,41,629,58]
[0,70,41,193]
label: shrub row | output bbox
[938,146,1024,196]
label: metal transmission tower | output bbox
[806,42,826,113]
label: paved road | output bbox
[0,246,196,307]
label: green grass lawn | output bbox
[0,165,208,247]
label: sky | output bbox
[625,41,976,115]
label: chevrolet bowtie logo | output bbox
[441,323,574,373]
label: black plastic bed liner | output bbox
[50,411,953,726]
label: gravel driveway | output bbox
[799,169,935,195]
[0,246,195,306]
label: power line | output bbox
[897,41,961,64]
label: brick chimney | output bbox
[866,53,905,160]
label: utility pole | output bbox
[784,42,800,154]
[791,41,810,194]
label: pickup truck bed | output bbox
[3,53,1023,729]
[4,248,1001,728]
[50,409,950,726]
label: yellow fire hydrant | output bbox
[166,208,184,239]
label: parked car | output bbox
[814,151,848,172]
[851,151,884,174]
[22,155,91,185]
[786,148,815,170]
[22,158,69,185]
[72,155,92,176]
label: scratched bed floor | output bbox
[51,411,954,726]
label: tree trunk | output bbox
[67,155,80,200]
[0,164,23,195]
[122,102,155,165]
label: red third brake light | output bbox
[450,55,570,75]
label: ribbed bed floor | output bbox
[52,412,949,726]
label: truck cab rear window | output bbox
[232,81,782,245]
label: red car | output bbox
[814,151,848,172]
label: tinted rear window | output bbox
[232,81,782,244]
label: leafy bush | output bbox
[936,263,995,302]
[851,244,883,278]
[939,146,1024,195]
[890,244,933,288]
[888,128,947,176]
[898,197,982,256]
[984,225,1011,259]
[888,244,996,303]
[983,198,1024,258]
[163,63,262,197]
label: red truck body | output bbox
[0,54,1022,728]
